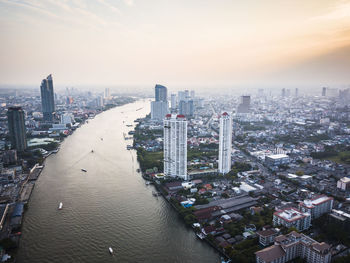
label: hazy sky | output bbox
[0,0,350,89]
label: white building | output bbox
[337,177,350,191]
[60,113,74,125]
[273,208,311,231]
[163,114,187,180]
[256,231,331,263]
[265,154,290,166]
[299,195,333,219]
[218,112,232,174]
[151,101,169,121]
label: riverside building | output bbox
[163,114,187,180]
[218,112,232,174]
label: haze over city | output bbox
[0,0,350,90]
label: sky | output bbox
[0,0,350,90]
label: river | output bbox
[17,99,220,263]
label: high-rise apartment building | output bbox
[163,114,187,180]
[40,74,55,122]
[218,112,232,174]
[322,87,327,96]
[273,208,311,231]
[179,100,194,117]
[7,107,27,151]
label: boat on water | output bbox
[126,145,133,150]
[100,137,103,141]
[145,181,151,185]
[81,169,87,172]
[136,107,143,111]
[91,150,94,153]
[108,247,114,254]
[196,233,205,240]
[58,202,63,210]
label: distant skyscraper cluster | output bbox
[218,112,232,174]
[40,74,55,122]
[163,114,188,180]
[7,107,27,151]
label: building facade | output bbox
[40,74,55,122]
[337,177,350,191]
[299,195,333,219]
[163,114,187,180]
[218,112,232,174]
[7,107,27,151]
[151,84,169,121]
[179,100,194,117]
[256,231,331,263]
[273,208,311,231]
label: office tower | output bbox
[163,114,187,180]
[218,112,232,174]
[286,89,291,97]
[104,88,110,99]
[282,88,286,97]
[170,93,177,111]
[295,88,299,97]
[322,87,327,96]
[151,84,169,120]
[190,90,195,99]
[178,91,186,102]
[179,100,194,117]
[7,107,27,151]
[237,95,251,114]
[40,74,55,122]
[155,84,167,102]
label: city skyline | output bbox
[0,0,350,88]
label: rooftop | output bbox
[274,208,309,222]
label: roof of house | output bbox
[255,245,285,262]
[257,229,278,237]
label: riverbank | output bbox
[16,99,219,263]
[5,97,137,261]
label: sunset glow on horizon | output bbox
[0,0,350,88]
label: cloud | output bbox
[311,1,350,21]
[123,0,133,6]
[96,0,121,15]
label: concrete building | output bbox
[337,177,350,191]
[170,93,177,111]
[257,228,279,246]
[273,208,311,231]
[7,107,27,151]
[163,114,187,180]
[299,195,333,219]
[155,84,167,102]
[104,87,110,99]
[40,74,55,122]
[237,95,251,113]
[218,112,232,174]
[151,84,169,121]
[179,100,194,117]
[60,113,74,125]
[265,154,289,166]
[256,231,331,263]
[322,87,327,96]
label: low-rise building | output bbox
[256,231,331,263]
[257,228,279,246]
[273,208,311,231]
[337,177,350,191]
[265,154,290,166]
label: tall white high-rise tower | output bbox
[163,114,187,180]
[218,112,232,174]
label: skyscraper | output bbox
[7,107,27,151]
[151,84,169,120]
[155,84,167,102]
[237,95,251,113]
[163,114,187,180]
[322,87,327,96]
[40,74,55,122]
[218,112,232,174]
[170,93,177,111]
[179,100,194,117]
